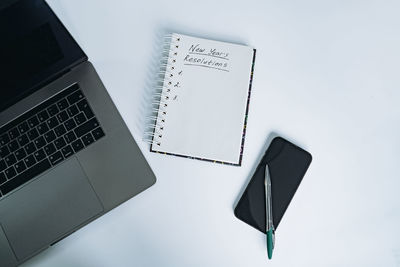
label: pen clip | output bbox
[265,164,273,231]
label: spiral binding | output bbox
[144,34,181,147]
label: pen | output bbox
[265,164,275,259]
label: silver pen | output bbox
[265,164,275,259]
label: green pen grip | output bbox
[266,230,274,259]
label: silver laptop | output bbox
[0,0,156,265]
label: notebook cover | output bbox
[234,137,312,233]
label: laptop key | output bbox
[75,118,99,138]
[8,140,19,152]
[61,145,74,158]
[47,104,59,116]
[24,155,36,168]
[64,131,77,143]
[28,116,40,128]
[57,111,69,123]
[37,122,49,135]
[5,154,17,166]
[44,130,57,143]
[54,124,66,137]
[38,110,50,122]
[25,142,36,154]
[82,133,95,146]
[57,99,69,110]
[0,160,6,172]
[44,143,56,156]
[0,146,10,158]
[8,128,20,140]
[34,136,46,149]
[5,166,16,179]
[15,161,27,173]
[64,118,77,131]
[71,139,84,153]
[15,148,26,161]
[49,151,63,166]
[17,134,29,147]
[54,137,66,150]
[0,172,6,184]
[74,113,86,125]
[67,90,84,104]
[27,128,39,141]
[18,122,30,134]
[67,105,79,117]
[0,159,51,196]
[77,99,94,119]
[92,127,105,140]
[34,149,46,161]
[47,117,59,129]
[0,134,10,146]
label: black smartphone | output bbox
[234,137,312,233]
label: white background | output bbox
[24,0,400,266]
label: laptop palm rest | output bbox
[0,157,103,261]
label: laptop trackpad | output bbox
[0,158,103,261]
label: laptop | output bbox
[0,0,156,265]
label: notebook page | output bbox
[153,33,254,165]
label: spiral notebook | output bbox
[149,33,256,166]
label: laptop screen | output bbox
[0,0,86,112]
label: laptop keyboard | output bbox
[0,83,105,198]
